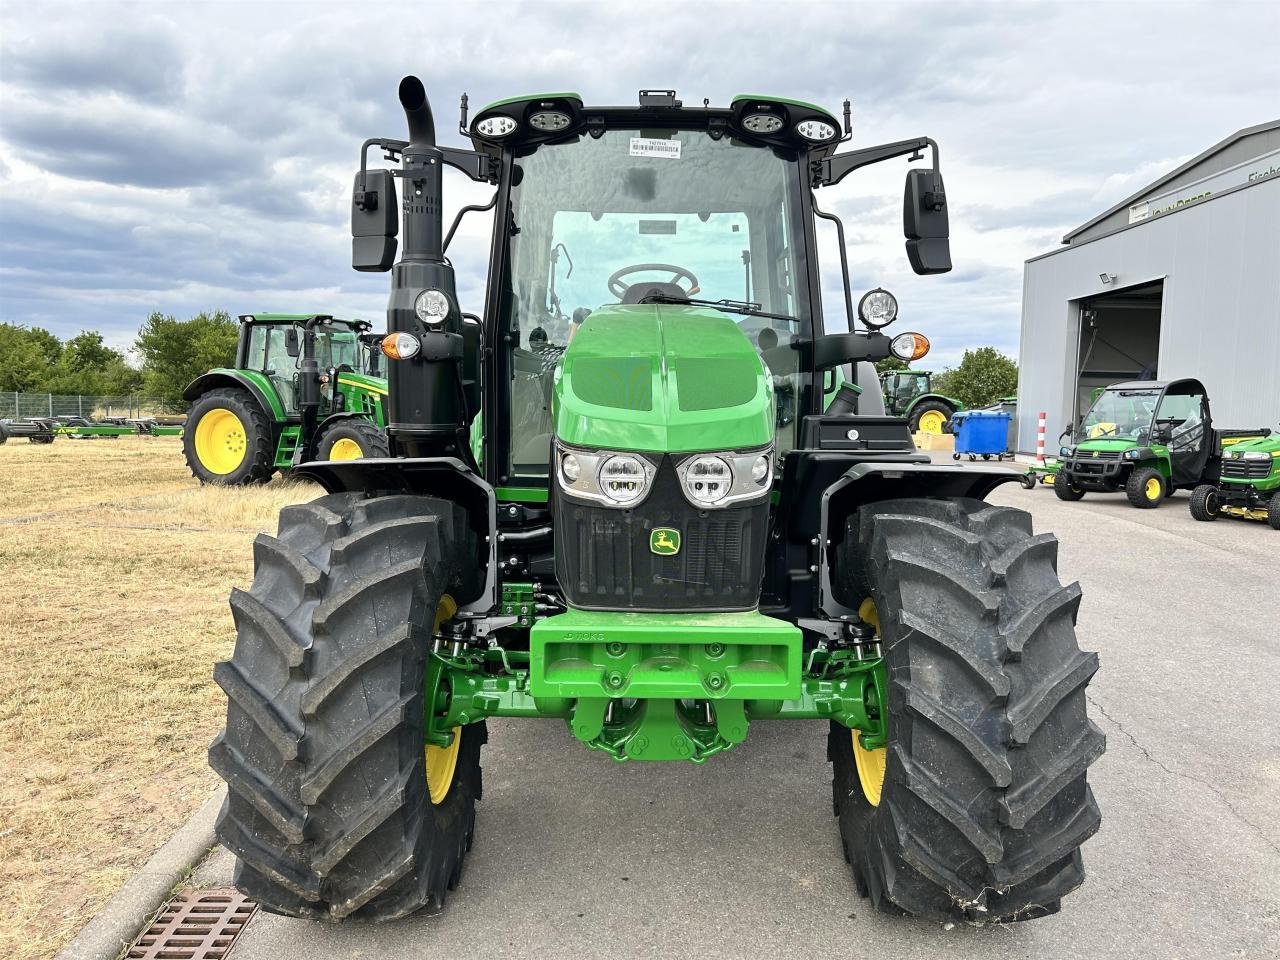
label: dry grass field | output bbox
[0,435,320,960]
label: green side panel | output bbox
[495,486,549,504]
[336,373,388,427]
[529,608,802,701]
[554,305,773,453]
[205,367,286,421]
[54,425,137,436]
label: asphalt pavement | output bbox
[192,478,1280,960]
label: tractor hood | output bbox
[1073,438,1139,452]
[553,304,773,453]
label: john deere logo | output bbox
[650,527,681,556]
[1091,451,1100,458]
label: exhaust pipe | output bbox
[398,76,436,148]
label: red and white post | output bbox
[1036,411,1047,464]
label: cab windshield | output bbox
[503,128,811,476]
[1080,389,1161,440]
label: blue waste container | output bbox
[950,410,1012,461]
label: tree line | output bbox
[0,312,239,407]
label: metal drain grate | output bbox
[127,889,257,959]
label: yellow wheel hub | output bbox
[425,595,460,805]
[193,408,248,474]
[853,597,887,807]
[917,410,947,435]
[328,437,364,460]
[1145,477,1162,500]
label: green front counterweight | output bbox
[429,609,887,763]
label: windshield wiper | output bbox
[637,292,799,324]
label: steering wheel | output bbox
[607,263,700,301]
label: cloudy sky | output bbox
[2,0,1278,367]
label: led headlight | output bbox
[599,455,649,505]
[475,115,518,138]
[676,447,773,509]
[1059,446,1073,457]
[414,288,450,326]
[560,452,581,482]
[857,288,898,329]
[529,110,571,132]
[555,445,657,507]
[683,456,733,505]
[795,119,837,142]
[743,113,783,134]
[1242,451,1271,460]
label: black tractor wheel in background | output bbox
[831,498,1104,923]
[909,400,954,435]
[210,492,484,921]
[29,433,55,444]
[1188,484,1220,522]
[0,423,7,444]
[1053,471,1085,501]
[1268,495,1280,530]
[183,387,274,486]
[1126,467,1165,509]
[315,418,391,462]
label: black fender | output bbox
[183,371,280,421]
[294,457,496,614]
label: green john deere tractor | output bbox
[1053,378,1266,509]
[1189,430,1280,528]
[879,367,963,434]
[182,313,390,484]
[209,78,1103,925]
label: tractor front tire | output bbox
[315,418,390,461]
[1125,467,1165,509]
[1188,484,1219,522]
[1267,495,1280,530]
[210,492,484,921]
[184,388,274,485]
[1053,471,1085,501]
[831,498,1104,923]
[909,400,954,435]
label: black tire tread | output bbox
[1188,484,1219,522]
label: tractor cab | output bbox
[878,368,963,434]
[234,313,373,416]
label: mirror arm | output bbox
[814,137,940,188]
[813,332,893,369]
[439,147,500,184]
[443,190,498,253]
[811,194,856,334]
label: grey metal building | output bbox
[1015,120,1280,453]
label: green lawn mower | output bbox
[1053,378,1266,508]
[209,78,1103,927]
[879,367,964,434]
[1189,430,1280,528]
[182,314,391,484]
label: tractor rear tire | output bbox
[1188,484,1219,521]
[184,388,275,486]
[1053,471,1085,501]
[315,418,390,461]
[0,423,7,444]
[210,492,485,921]
[1125,467,1165,508]
[831,498,1104,923]
[1267,495,1280,530]
[909,400,954,435]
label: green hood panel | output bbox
[1074,438,1139,452]
[554,305,773,453]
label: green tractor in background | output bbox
[879,367,964,434]
[1053,378,1266,509]
[182,313,390,484]
[209,78,1104,927]
[1189,430,1280,528]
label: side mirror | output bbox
[285,327,301,358]
[904,168,951,275]
[351,169,398,272]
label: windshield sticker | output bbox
[630,137,681,159]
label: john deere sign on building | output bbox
[1016,119,1280,454]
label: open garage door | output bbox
[1074,280,1163,423]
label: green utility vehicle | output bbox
[182,314,390,484]
[879,367,964,433]
[1053,378,1264,508]
[210,79,1103,926]
[1189,431,1280,528]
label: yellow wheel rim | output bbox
[425,595,460,805]
[1145,477,1162,500]
[852,597,888,807]
[917,410,947,435]
[193,408,247,474]
[328,437,364,460]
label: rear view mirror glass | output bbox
[904,168,951,275]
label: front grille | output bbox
[1221,457,1273,480]
[1081,449,1121,460]
[554,458,768,611]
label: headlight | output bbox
[743,113,783,134]
[475,115,518,138]
[1059,446,1073,457]
[560,452,581,482]
[795,119,837,142]
[857,288,898,329]
[529,110,571,132]
[890,331,930,361]
[381,332,420,360]
[599,455,648,505]
[1123,449,1140,460]
[415,289,450,326]
[556,444,657,507]
[676,447,773,509]
[1242,451,1270,461]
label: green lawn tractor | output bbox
[879,367,964,434]
[182,314,390,484]
[209,78,1103,927]
[1189,430,1280,528]
[1053,378,1267,508]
